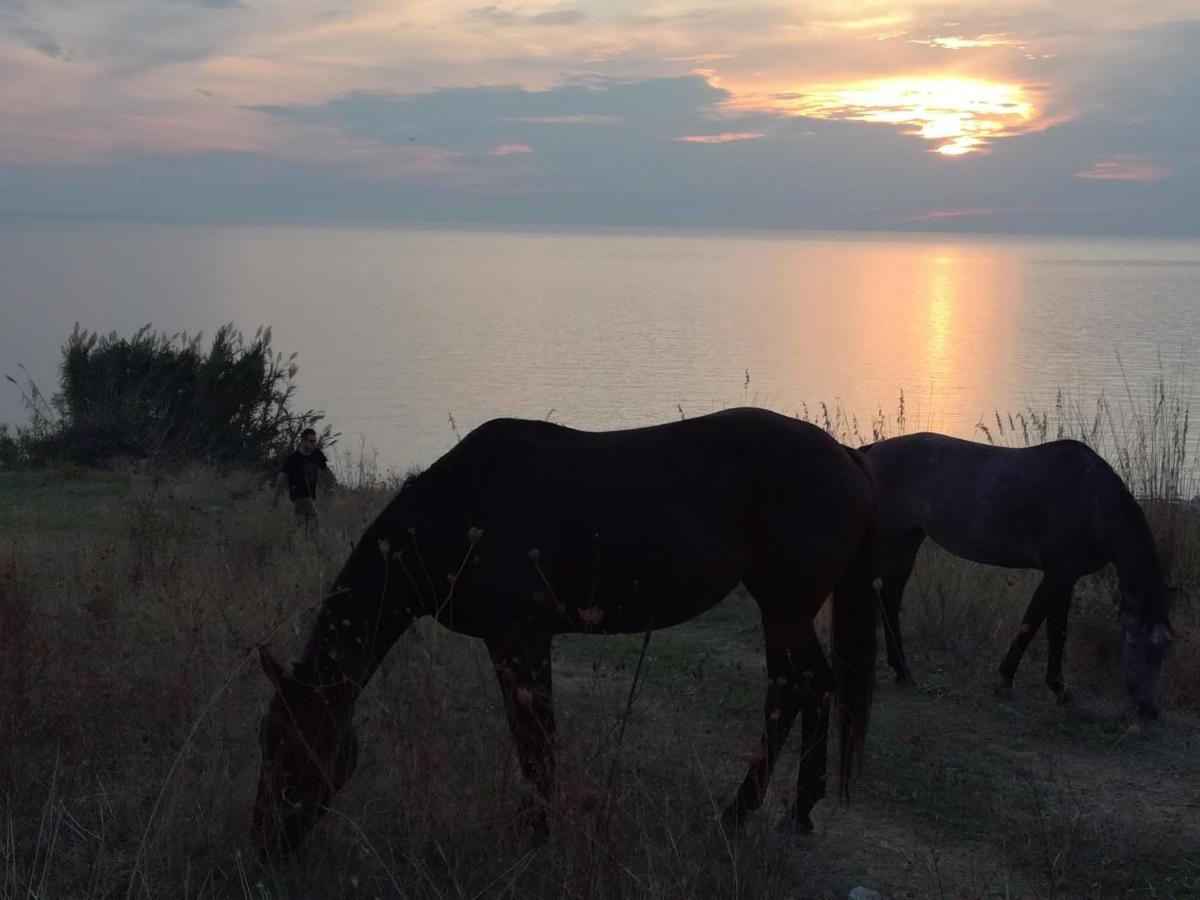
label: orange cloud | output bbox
[677,132,764,144]
[910,35,1021,50]
[1075,158,1168,181]
[751,76,1041,156]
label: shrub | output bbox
[5,324,330,469]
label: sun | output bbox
[778,76,1038,155]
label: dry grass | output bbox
[0,469,816,897]
[1,381,1198,897]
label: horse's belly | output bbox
[443,555,743,637]
[591,578,741,634]
[931,529,1040,570]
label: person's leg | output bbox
[291,497,319,534]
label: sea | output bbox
[1,219,1198,474]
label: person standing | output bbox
[272,428,335,532]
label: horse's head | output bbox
[252,647,359,855]
[1120,590,1175,719]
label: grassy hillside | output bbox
[1,450,1197,897]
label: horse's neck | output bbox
[299,520,426,711]
[1107,490,1165,612]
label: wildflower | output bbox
[741,741,766,765]
[578,606,604,627]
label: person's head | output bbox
[299,428,319,454]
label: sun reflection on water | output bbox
[926,257,955,383]
[786,240,1027,435]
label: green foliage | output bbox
[4,323,330,468]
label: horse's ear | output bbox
[259,646,291,691]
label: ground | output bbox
[545,593,1200,898]
[1,468,1196,898]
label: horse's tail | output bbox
[831,446,880,802]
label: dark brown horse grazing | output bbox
[253,407,879,854]
[861,433,1173,717]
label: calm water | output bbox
[1,220,1198,472]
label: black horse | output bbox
[861,432,1173,716]
[253,407,880,854]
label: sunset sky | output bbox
[1,1,1197,234]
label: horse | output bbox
[860,432,1173,717]
[252,407,880,854]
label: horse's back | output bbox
[865,433,1115,570]
[422,409,874,629]
[447,409,870,536]
[452,408,861,499]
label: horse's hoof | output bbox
[993,683,1014,701]
[775,809,814,836]
[895,673,914,689]
[1055,690,1073,707]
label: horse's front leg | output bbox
[997,575,1052,699]
[881,531,924,685]
[1043,576,1076,704]
[486,624,556,840]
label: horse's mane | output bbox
[1089,448,1169,620]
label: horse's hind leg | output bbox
[881,530,924,685]
[485,626,556,839]
[720,603,828,837]
[997,573,1058,699]
[779,627,835,834]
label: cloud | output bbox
[907,207,995,221]
[250,75,748,155]
[1,4,1199,234]
[7,24,67,58]
[677,132,764,143]
[909,34,1022,50]
[1075,158,1169,181]
[1,0,69,58]
[745,77,1047,156]
[505,114,622,125]
[468,5,584,27]
[488,143,533,155]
